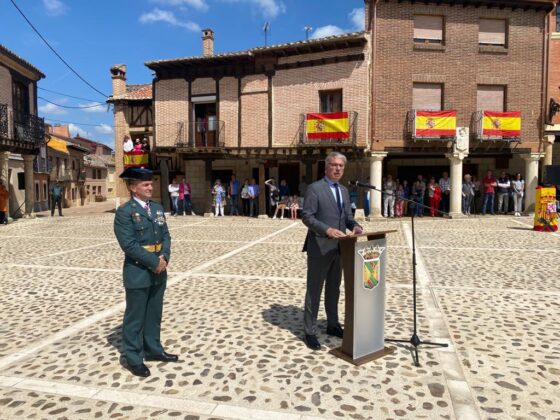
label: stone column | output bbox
[0,152,9,185]
[446,153,466,217]
[368,152,387,218]
[543,135,555,167]
[23,154,35,217]
[522,153,543,213]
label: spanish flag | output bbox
[414,111,456,137]
[123,150,149,168]
[306,112,350,139]
[482,111,521,137]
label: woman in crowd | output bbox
[241,178,251,216]
[265,178,281,219]
[212,179,226,217]
[394,184,405,217]
[427,176,441,217]
[412,175,426,216]
[462,174,475,215]
[168,178,180,216]
[289,195,299,220]
[511,172,525,217]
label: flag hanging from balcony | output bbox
[414,111,457,137]
[306,112,350,139]
[47,137,69,154]
[482,111,521,137]
[123,150,149,168]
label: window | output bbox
[43,182,47,200]
[479,19,507,46]
[414,15,444,44]
[12,81,29,123]
[477,85,506,111]
[35,183,40,201]
[556,5,560,32]
[412,83,443,111]
[17,172,25,190]
[319,90,343,113]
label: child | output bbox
[290,195,299,220]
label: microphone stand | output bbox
[352,182,448,366]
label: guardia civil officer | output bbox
[114,167,178,377]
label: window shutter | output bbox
[479,19,506,45]
[414,15,443,41]
[477,85,505,111]
[413,83,442,111]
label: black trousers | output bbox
[51,197,62,216]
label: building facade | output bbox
[0,44,45,219]
[546,1,560,166]
[365,0,554,214]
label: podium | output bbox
[330,230,396,365]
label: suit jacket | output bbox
[114,199,171,289]
[302,178,360,257]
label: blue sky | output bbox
[0,0,365,147]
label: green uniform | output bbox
[114,198,171,366]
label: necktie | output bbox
[144,202,151,217]
[333,183,343,213]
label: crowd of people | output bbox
[364,169,526,218]
[167,169,527,219]
[123,135,150,153]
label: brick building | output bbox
[365,0,554,214]
[546,1,560,166]
[110,31,370,214]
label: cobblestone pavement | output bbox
[0,212,558,419]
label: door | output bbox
[278,163,300,197]
[194,103,217,147]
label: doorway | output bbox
[194,103,217,147]
[278,163,300,197]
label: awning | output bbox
[47,137,69,154]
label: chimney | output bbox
[202,29,214,56]
[110,64,127,96]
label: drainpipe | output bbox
[541,4,553,153]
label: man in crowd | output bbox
[50,181,64,217]
[0,179,9,225]
[496,171,511,215]
[438,171,451,214]
[248,178,259,217]
[482,170,497,215]
[114,167,178,378]
[301,152,362,351]
[229,174,240,216]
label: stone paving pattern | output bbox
[0,213,558,419]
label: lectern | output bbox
[330,230,396,365]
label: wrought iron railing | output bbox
[471,111,521,142]
[406,109,457,142]
[14,113,45,148]
[33,158,52,173]
[0,104,9,139]
[176,120,225,148]
[298,111,358,146]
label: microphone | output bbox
[348,180,376,189]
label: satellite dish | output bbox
[547,98,560,125]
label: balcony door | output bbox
[193,102,217,147]
[12,80,29,123]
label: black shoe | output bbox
[304,334,321,351]
[125,362,150,377]
[326,324,344,338]
[145,351,179,362]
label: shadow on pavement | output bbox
[262,303,307,339]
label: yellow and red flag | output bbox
[414,111,456,137]
[306,112,349,139]
[123,150,149,168]
[482,111,521,137]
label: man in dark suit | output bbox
[301,152,363,350]
[114,167,178,377]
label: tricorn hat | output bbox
[119,167,153,181]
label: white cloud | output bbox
[42,0,68,16]
[222,0,286,19]
[349,8,365,31]
[79,102,107,113]
[311,25,345,39]
[139,8,201,31]
[38,102,67,115]
[68,123,89,138]
[95,124,114,135]
[150,0,209,11]
[311,7,365,40]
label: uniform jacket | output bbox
[114,198,171,289]
[301,178,360,257]
[0,185,9,212]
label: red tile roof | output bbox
[108,84,152,102]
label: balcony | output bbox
[0,103,45,152]
[471,111,521,142]
[407,110,457,142]
[33,158,52,174]
[298,111,357,146]
[50,168,75,182]
[176,120,225,149]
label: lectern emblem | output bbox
[358,245,385,290]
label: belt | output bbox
[143,244,162,252]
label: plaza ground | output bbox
[0,207,558,419]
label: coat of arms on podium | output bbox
[358,245,385,290]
